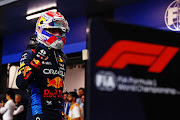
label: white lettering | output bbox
[42,61,52,65]
[167,7,178,25]
[43,69,65,77]
[20,53,27,61]
[95,70,180,95]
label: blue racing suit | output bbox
[16,43,66,120]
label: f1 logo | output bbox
[96,40,179,73]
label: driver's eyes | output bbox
[48,29,62,36]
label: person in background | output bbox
[66,92,81,120]
[76,88,85,105]
[62,92,71,120]
[80,94,85,120]
[0,100,5,120]
[0,90,16,120]
[13,94,24,120]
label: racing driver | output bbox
[16,10,70,120]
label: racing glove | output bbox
[35,44,50,61]
[30,44,50,69]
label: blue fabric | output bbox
[29,82,43,116]
[62,102,71,115]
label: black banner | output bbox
[87,18,180,120]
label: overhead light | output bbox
[0,0,18,6]
[26,8,57,20]
[27,3,57,15]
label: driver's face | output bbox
[47,28,62,36]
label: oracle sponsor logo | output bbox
[43,69,65,76]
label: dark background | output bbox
[87,18,180,120]
[0,0,179,120]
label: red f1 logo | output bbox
[96,40,179,73]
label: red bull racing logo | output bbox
[30,58,41,69]
[47,77,63,89]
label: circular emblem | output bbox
[165,0,180,31]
